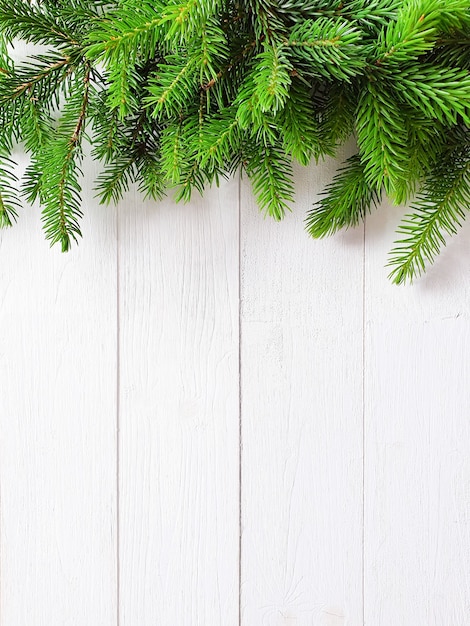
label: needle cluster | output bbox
[0,0,469,282]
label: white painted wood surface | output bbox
[240,153,364,626]
[1,151,470,626]
[118,181,240,625]
[0,152,118,625]
[364,200,470,626]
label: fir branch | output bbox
[85,1,164,63]
[201,38,258,92]
[198,108,241,170]
[391,111,446,204]
[277,78,321,164]
[106,55,140,119]
[317,81,357,153]
[172,94,216,202]
[394,63,470,125]
[90,90,122,163]
[356,79,409,196]
[160,118,185,184]
[1,0,470,283]
[95,156,137,204]
[146,55,197,117]
[20,98,55,153]
[0,0,79,47]
[373,0,470,67]
[137,152,165,200]
[160,0,225,43]
[235,71,280,146]
[272,0,400,30]
[306,154,380,237]
[252,43,292,114]
[343,0,401,33]
[0,54,73,107]
[429,34,470,69]
[194,17,229,86]
[39,64,91,251]
[388,143,470,284]
[284,17,366,80]
[0,155,21,227]
[243,141,295,220]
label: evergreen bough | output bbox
[0,0,470,283]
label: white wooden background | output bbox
[1,142,470,626]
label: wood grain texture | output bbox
[0,151,118,626]
[240,155,364,626]
[364,200,470,625]
[118,180,240,625]
[2,142,470,626]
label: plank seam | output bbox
[362,217,366,626]
[116,203,121,626]
[238,170,242,626]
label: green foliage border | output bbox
[0,0,470,283]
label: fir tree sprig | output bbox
[0,0,469,281]
[388,134,470,284]
[306,154,380,237]
[34,64,91,251]
[0,154,21,227]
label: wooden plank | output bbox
[240,157,364,625]
[0,151,118,625]
[364,200,470,625]
[118,180,240,625]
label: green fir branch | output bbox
[306,154,380,237]
[38,65,91,251]
[0,0,80,47]
[244,141,295,220]
[0,0,470,283]
[388,143,470,284]
[0,155,21,227]
[285,17,366,80]
[356,80,410,196]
